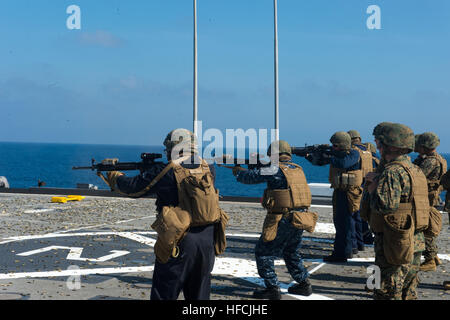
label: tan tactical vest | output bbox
[354,146,374,177]
[369,161,430,233]
[150,155,228,263]
[263,162,311,213]
[261,162,313,241]
[328,151,366,213]
[172,158,222,227]
[329,155,364,191]
[362,142,380,168]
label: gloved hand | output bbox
[305,153,314,163]
[307,152,331,166]
[232,166,246,177]
[97,171,124,190]
[108,171,124,189]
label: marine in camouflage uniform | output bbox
[414,132,447,271]
[441,169,450,215]
[368,123,425,300]
[234,140,312,300]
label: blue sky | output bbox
[0,0,449,151]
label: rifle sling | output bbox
[106,155,191,198]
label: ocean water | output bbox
[0,142,448,198]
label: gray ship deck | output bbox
[0,190,448,301]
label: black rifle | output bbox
[72,153,163,173]
[291,144,333,166]
[214,153,270,170]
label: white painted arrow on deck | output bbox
[17,246,129,262]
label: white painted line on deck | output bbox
[0,266,155,280]
[0,231,127,244]
[308,263,326,274]
[55,224,109,234]
[117,232,157,247]
[17,246,130,262]
[54,215,156,234]
[114,216,155,224]
[0,231,158,246]
[23,209,55,214]
[310,205,333,209]
[313,223,336,234]
[438,254,450,261]
[348,257,375,263]
[226,233,260,238]
[212,257,333,300]
[0,232,156,246]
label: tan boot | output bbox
[434,256,442,266]
[420,259,436,272]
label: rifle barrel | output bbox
[72,166,94,170]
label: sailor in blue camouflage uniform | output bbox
[233,140,313,300]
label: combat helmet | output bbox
[372,122,393,138]
[348,130,361,140]
[330,131,352,151]
[377,123,415,153]
[417,132,440,150]
[267,140,291,156]
[163,128,198,155]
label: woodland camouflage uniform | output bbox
[414,133,447,270]
[369,123,425,300]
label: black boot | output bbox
[288,279,312,296]
[252,286,281,300]
[323,254,349,263]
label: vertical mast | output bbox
[273,0,279,141]
[193,0,198,136]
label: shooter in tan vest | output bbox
[233,140,316,300]
[101,128,228,300]
[348,130,376,251]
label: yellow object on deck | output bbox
[51,195,85,203]
[51,197,68,203]
[67,195,86,201]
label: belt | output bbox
[268,207,308,214]
[268,208,308,220]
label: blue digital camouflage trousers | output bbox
[255,216,309,289]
